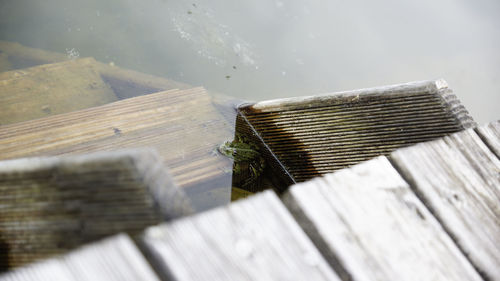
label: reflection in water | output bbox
[0,0,498,123]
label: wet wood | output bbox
[0,234,161,281]
[0,58,118,125]
[0,87,234,211]
[238,80,476,190]
[0,41,67,70]
[390,123,500,280]
[0,40,190,99]
[0,149,192,268]
[282,156,481,281]
[140,191,340,281]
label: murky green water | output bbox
[1,0,498,123]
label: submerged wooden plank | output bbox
[0,87,234,211]
[0,58,118,125]
[0,149,192,268]
[390,124,500,280]
[237,79,476,190]
[0,40,190,99]
[0,234,161,281]
[282,156,481,281]
[0,41,67,70]
[476,120,500,159]
[140,191,340,281]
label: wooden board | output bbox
[0,234,161,281]
[282,156,481,281]
[390,124,500,280]
[140,191,340,281]
[0,41,67,71]
[0,40,190,99]
[237,80,476,190]
[0,58,118,125]
[0,149,192,269]
[0,87,235,211]
[476,120,500,158]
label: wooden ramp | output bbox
[1,121,497,280]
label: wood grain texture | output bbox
[390,124,500,280]
[476,120,500,159]
[0,58,118,125]
[0,87,234,211]
[0,149,192,268]
[0,234,161,281]
[238,80,476,186]
[140,191,340,281]
[282,156,481,281]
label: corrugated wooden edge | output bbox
[0,148,194,219]
[0,234,161,281]
[140,190,340,281]
[282,156,481,281]
[241,79,475,129]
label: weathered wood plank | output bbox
[0,87,234,211]
[0,149,192,268]
[140,190,340,281]
[282,156,481,281]
[0,58,118,125]
[237,79,476,191]
[390,124,500,280]
[476,120,500,159]
[0,234,161,281]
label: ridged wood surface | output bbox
[239,80,475,183]
[283,156,481,281]
[0,234,161,281]
[0,87,234,211]
[0,149,192,268]
[141,191,340,281]
[390,124,500,280]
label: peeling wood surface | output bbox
[0,234,161,281]
[238,80,475,186]
[282,156,481,281]
[390,124,500,280]
[0,87,234,211]
[141,191,340,281]
[0,149,192,268]
[0,58,118,125]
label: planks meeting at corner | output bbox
[1,120,498,280]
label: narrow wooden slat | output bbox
[0,234,161,281]
[0,149,192,268]
[476,120,500,159]
[282,156,481,281]
[390,123,500,280]
[140,191,340,281]
[237,80,476,190]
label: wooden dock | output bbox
[0,41,498,280]
[1,121,498,280]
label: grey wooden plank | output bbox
[140,190,340,281]
[0,149,193,268]
[476,120,500,159]
[0,234,160,281]
[282,156,481,281]
[237,79,476,191]
[390,125,500,280]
